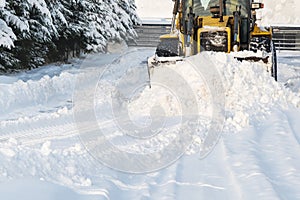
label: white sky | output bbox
[135,0,300,25]
[135,0,173,19]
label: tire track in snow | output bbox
[222,108,300,200]
[218,139,244,199]
[0,114,76,145]
[223,131,283,200]
[0,48,151,145]
[253,112,300,199]
[285,110,300,146]
[144,139,241,199]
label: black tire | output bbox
[250,36,277,81]
[249,36,271,53]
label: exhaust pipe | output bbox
[219,0,224,22]
[171,0,180,33]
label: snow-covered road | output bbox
[0,47,300,199]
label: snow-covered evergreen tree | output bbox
[0,0,55,69]
[0,0,139,72]
[0,0,21,70]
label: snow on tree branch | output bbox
[0,18,16,49]
[0,0,5,8]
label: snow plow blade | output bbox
[155,35,180,57]
[147,55,183,88]
[148,55,183,67]
[147,48,277,89]
[233,41,278,81]
[235,56,269,64]
[234,54,277,80]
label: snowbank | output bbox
[0,71,75,119]
[209,52,299,129]
[92,49,300,160]
[145,51,300,133]
[0,48,300,199]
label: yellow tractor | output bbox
[149,0,277,80]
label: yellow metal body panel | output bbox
[200,16,231,27]
[162,5,272,56]
[179,32,185,54]
[195,16,232,53]
[251,24,271,37]
[159,34,179,40]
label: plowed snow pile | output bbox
[0,48,300,199]
[92,50,300,156]
[209,52,299,129]
[125,51,300,133]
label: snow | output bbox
[0,47,300,199]
[0,0,5,8]
[0,178,93,200]
[0,0,300,198]
[0,19,16,49]
[1,10,30,32]
[0,0,139,71]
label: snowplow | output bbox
[148,0,277,81]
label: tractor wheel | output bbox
[250,36,277,81]
[249,36,271,53]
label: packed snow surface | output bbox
[0,178,91,200]
[0,47,300,199]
